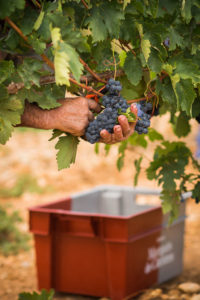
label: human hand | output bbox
[49,97,101,136]
[99,103,138,144]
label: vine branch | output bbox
[81,0,89,9]
[127,94,155,104]
[79,58,106,83]
[7,70,125,94]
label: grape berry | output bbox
[85,79,153,143]
[135,101,152,134]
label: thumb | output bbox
[130,103,138,121]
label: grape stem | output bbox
[79,58,106,83]
[127,94,154,104]
[30,0,41,8]
[81,0,89,9]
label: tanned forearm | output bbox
[19,101,52,130]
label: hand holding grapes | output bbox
[99,104,138,144]
[19,97,137,144]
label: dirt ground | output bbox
[0,115,200,300]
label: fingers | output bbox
[130,103,138,119]
[117,103,138,136]
[100,129,112,144]
[113,125,123,140]
[88,110,94,121]
[88,99,102,113]
[118,115,131,136]
[90,102,138,144]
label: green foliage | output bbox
[146,141,200,221]
[0,174,53,198]
[18,289,54,300]
[0,204,30,256]
[134,157,143,186]
[124,53,143,86]
[0,0,25,19]
[0,0,200,220]
[54,134,79,170]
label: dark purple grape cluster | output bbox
[85,78,129,144]
[135,101,152,134]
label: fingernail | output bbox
[115,126,120,131]
[119,115,126,121]
[131,103,137,111]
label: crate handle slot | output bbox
[57,215,102,238]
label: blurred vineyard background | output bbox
[0,114,200,300]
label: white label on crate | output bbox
[144,239,175,274]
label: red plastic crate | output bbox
[29,185,186,300]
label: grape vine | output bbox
[0,0,200,221]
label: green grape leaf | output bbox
[168,27,184,51]
[161,191,180,221]
[60,43,83,83]
[148,48,162,73]
[51,27,70,86]
[94,143,99,154]
[137,23,151,62]
[0,118,14,145]
[134,156,143,186]
[18,289,54,300]
[87,7,107,42]
[0,84,9,100]
[147,128,164,141]
[21,6,38,35]
[51,27,83,85]
[181,0,192,23]
[54,49,70,86]
[55,135,79,170]
[124,53,143,86]
[192,181,200,198]
[117,154,125,171]
[119,50,127,67]
[173,112,191,137]
[117,140,127,171]
[17,86,61,110]
[102,2,124,37]
[147,141,191,192]
[49,129,63,141]
[192,97,200,118]
[128,132,148,148]
[149,0,159,18]
[28,34,46,55]
[17,59,43,89]
[0,0,25,19]
[4,29,20,50]
[34,11,45,31]
[104,144,111,156]
[156,77,177,105]
[0,61,15,84]
[123,0,131,10]
[120,75,145,100]
[174,79,196,115]
[174,58,200,84]
[0,96,24,144]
